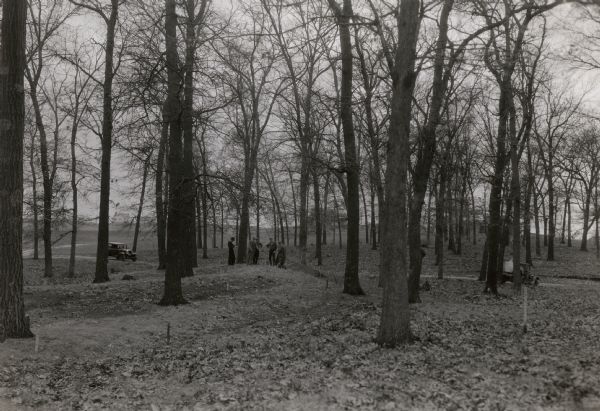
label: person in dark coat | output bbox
[267,238,277,266]
[228,237,236,265]
[276,242,286,269]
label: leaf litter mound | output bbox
[1,245,600,410]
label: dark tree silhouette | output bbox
[0,0,34,340]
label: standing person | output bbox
[276,241,286,269]
[227,237,236,265]
[267,238,277,265]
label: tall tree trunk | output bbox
[479,238,488,281]
[484,84,509,295]
[159,0,186,306]
[534,188,541,256]
[133,160,149,253]
[284,207,289,245]
[30,133,39,261]
[361,182,369,244]
[288,168,298,247]
[334,194,342,249]
[237,152,257,264]
[542,196,547,247]
[447,180,455,254]
[524,145,533,266]
[0,0,34,339]
[581,194,593,252]
[313,171,322,265]
[329,0,363,296]
[256,170,260,242]
[235,210,239,244]
[94,0,119,284]
[355,26,385,244]
[595,186,599,259]
[524,170,533,267]
[371,184,377,250]
[181,0,198,275]
[332,199,336,246]
[212,195,217,249]
[202,178,208,259]
[323,176,329,245]
[547,172,555,260]
[407,0,453,303]
[275,202,279,243]
[27,80,53,277]
[560,196,568,244]
[221,201,224,248]
[196,185,202,249]
[509,100,521,290]
[68,116,78,277]
[471,185,477,245]
[568,200,572,247]
[299,160,309,264]
[427,185,433,246]
[457,175,467,255]
[376,0,419,346]
[435,177,445,279]
[155,115,168,269]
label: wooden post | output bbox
[523,286,528,333]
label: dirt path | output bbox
[22,243,91,258]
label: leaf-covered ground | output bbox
[2,241,600,410]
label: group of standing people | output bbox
[227,237,286,268]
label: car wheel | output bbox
[131,257,137,262]
[118,254,125,261]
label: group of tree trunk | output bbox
[5,0,600,349]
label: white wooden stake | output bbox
[34,335,39,353]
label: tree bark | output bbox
[328,0,364,296]
[567,200,572,247]
[407,0,453,303]
[377,0,419,346]
[94,0,119,284]
[27,74,53,278]
[361,182,369,244]
[509,98,521,290]
[313,171,322,265]
[155,116,168,269]
[435,177,445,279]
[288,168,298,247]
[133,160,149,253]
[371,183,377,250]
[0,0,34,339]
[30,133,39,261]
[159,0,187,306]
[181,1,198,275]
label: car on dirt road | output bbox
[108,242,137,261]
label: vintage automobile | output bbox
[108,242,137,261]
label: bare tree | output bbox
[69,0,122,283]
[25,0,72,277]
[215,7,281,264]
[533,84,580,260]
[0,0,34,340]
[376,0,420,346]
[159,0,187,305]
[328,0,364,295]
